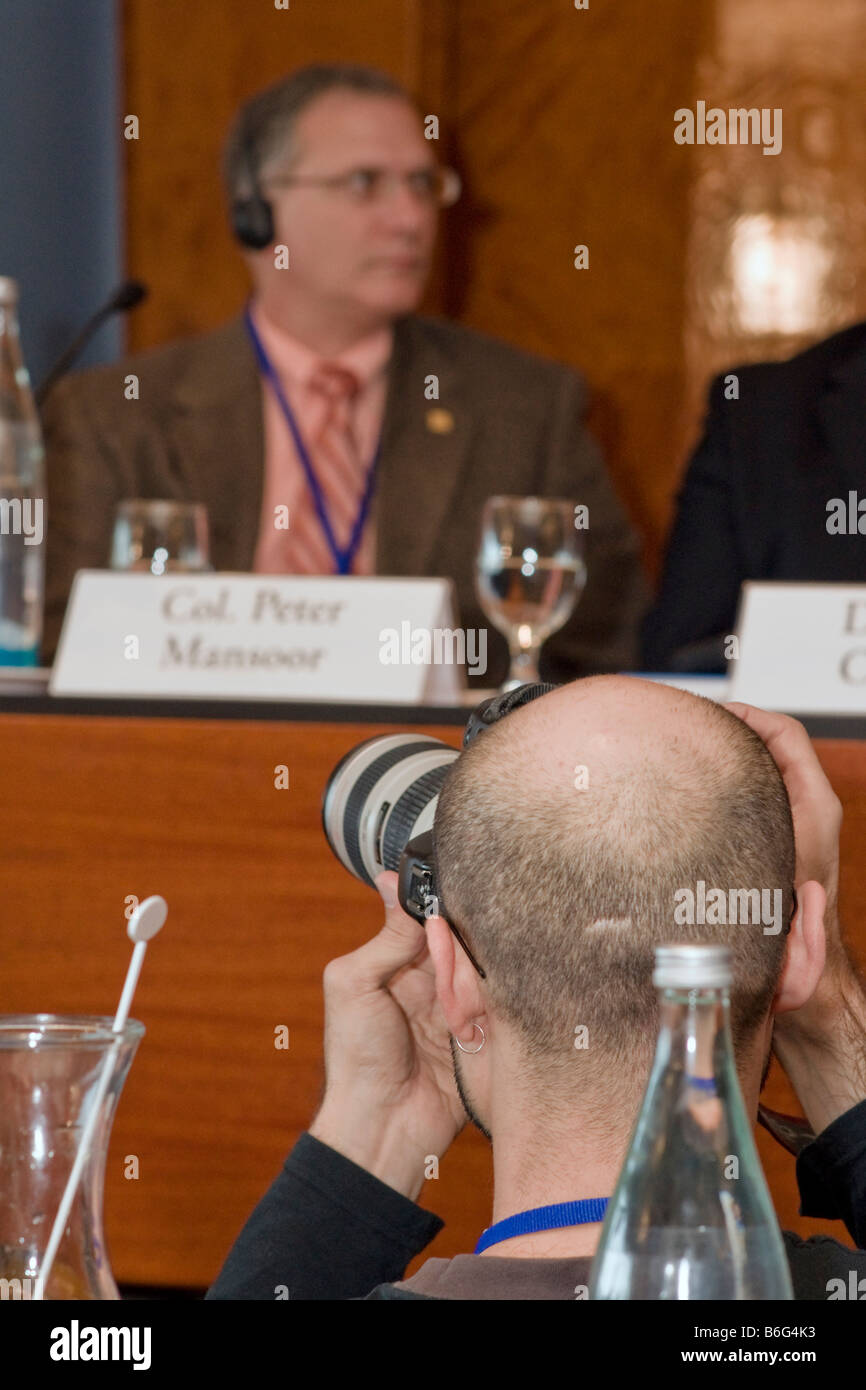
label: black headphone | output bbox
[231,122,275,250]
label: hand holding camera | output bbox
[308,869,466,1201]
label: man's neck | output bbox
[480,1069,764,1261]
[253,293,388,357]
[481,1122,627,1260]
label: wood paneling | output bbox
[0,713,863,1288]
[440,1,708,573]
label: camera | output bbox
[321,678,812,1154]
[321,683,555,933]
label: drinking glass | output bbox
[0,1015,143,1300]
[475,496,586,690]
[110,500,211,574]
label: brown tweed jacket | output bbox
[40,312,648,683]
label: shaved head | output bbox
[434,677,794,1095]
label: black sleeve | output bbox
[640,374,744,672]
[205,1133,444,1300]
[796,1098,866,1249]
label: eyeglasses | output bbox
[262,166,461,207]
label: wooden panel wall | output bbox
[437,0,704,572]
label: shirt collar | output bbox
[249,298,393,391]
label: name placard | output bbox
[728,582,866,713]
[50,572,471,704]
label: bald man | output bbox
[207,678,866,1299]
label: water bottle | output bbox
[589,943,793,1299]
[0,277,45,665]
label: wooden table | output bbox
[1,697,864,1289]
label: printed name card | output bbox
[728,582,866,714]
[50,572,469,704]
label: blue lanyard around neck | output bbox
[243,305,381,576]
[475,1197,609,1254]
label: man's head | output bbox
[426,676,825,1144]
[223,65,445,343]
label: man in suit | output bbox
[42,63,647,682]
[643,321,866,672]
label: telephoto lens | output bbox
[321,733,460,889]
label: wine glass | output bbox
[475,496,586,690]
[110,500,211,574]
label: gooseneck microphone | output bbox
[35,278,148,407]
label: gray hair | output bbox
[222,63,414,200]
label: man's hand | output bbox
[308,871,466,1201]
[725,702,844,985]
[726,702,866,1131]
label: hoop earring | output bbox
[455,1023,485,1055]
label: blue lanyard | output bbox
[243,305,381,576]
[475,1197,610,1254]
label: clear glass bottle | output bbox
[0,1015,143,1300]
[589,943,793,1299]
[0,277,45,665]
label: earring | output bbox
[455,1023,485,1054]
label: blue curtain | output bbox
[0,1,122,390]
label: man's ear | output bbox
[771,879,826,1016]
[426,915,486,1036]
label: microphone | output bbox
[36,278,148,407]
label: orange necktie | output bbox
[286,362,369,574]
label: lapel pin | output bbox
[426,407,455,435]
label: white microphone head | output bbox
[127,895,168,943]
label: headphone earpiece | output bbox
[231,194,274,250]
[230,118,275,250]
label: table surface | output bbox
[1,688,866,740]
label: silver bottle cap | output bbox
[653,943,732,990]
[0,277,19,303]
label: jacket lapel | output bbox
[816,336,866,494]
[375,317,474,578]
[167,316,264,571]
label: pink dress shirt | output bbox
[249,299,393,575]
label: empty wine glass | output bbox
[110,500,211,574]
[475,495,587,690]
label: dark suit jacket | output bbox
[643,321,866,672]
[41,313,648,682]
